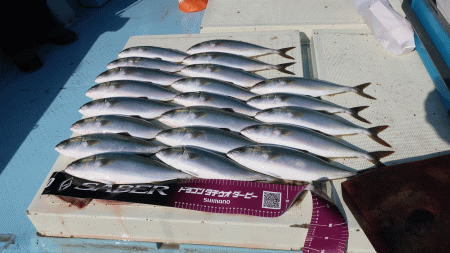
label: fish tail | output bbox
[277,47,296,60]
[367,125,392,147]
[367,151,395,167]
[275,62,296,75]
[353,82,376,100]
[349,106,371,124]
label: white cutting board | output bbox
[27,31,315,251]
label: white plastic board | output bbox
[200,0,367,37]
[311,29,450,252]
[27,31,312,251]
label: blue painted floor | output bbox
[0,1,274,252]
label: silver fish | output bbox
[107,57,185,72]
[86,81,179,101]
[240,124,394,167]
[95,67,184,86]
[227,144,356,181]
[180,64,266,88]
[187,40,295,60]
[158,106,262,132]
[255,107,391,147]
[78,97,182,119]
[118,46,189,62]
[246,93,370,123]
[70,115,170,139]
[155,146,278,182]
[171,77,257,100]
[55,133,168,159]
[182,52,295,75]
[64,153,193,184]
[173,92,260,116]
[250,77,375,99]
[156,126,256,153]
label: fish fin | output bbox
[296,149,332,162]
[277,47,295,60]
[279,129,293,135]
[349,106,371,124]
[134,153,155,159]
[367,151,395,167]
[107,99,122,106]
[316,110,333,115]
[99,120,113,126]
[116,132,133,137]
[98,157,116,166]
[190,131,205,138]
[186,152,201,160]
[112,82,126,89]
[137,97,149,100]
[221,108,236,113]
[353,83,376,100]
[194,112,208,118]
[276,62,296,75]
[219,128,232,131]
[314,154,332,163]
[267,152,283,160]
[85,140,101,146]
[203,96,215,102]
[367,125,392,147]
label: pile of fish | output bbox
[55,39,394,185]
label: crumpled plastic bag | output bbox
[178,0,208,13]
[355,0,415,55]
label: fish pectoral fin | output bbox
[134,153,156,159]
[98,157,116,166]
[116,132,133,137]
[85,140,101,146]
[99,120,113,126]
[219,128,232,132]
[137,97,149,100]
[316,110,332,115]
[187,152,201,160]
[221,108,235,113]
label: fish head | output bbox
[240,124,274,138]
[155,146,186,162]
[78,99,104,116]
[55,136,83,155]
[255,107,290,121]
[186,41,211,54]
[182,53,206,65]
[94,68,125,83]
[173,92,201,105]
[70,117,95,133]
[157,108,191,126]
[118,48,133,58]
[86,83,110,99]
[64,155,96,177]
[246,94,276,108]
[65,155,117,179]
[227,145,263,165]
[156,127,188,143]
[106,59,120,69]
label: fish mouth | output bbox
[70,124,79,131]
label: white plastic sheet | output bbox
[355,0,415,55]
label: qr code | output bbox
[262,191,282,209]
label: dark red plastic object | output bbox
[342,154,450,253]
